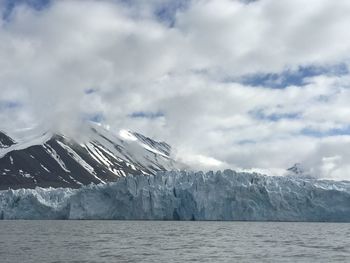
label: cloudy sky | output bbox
[1,0,350,179]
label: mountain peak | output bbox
[0,131,16,149]
[287,163,304,175]
[286,163,315,179]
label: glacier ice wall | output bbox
[1,170,350,221]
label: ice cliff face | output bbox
[1,170,350,221]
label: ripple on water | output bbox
[1,221,350,263]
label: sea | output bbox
[0,221,349,262]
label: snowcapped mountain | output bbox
[0,131,15,149]
[286,163,314,179]
[287,163,304,175]
[0,123,181,190]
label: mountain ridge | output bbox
[0,123,181,190]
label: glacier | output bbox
[1,170,350,221]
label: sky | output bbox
[1,0,350,179]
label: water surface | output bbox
[0,221,349,262]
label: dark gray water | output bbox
[0,221,350,262]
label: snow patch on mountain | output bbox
[119,129,138,141]
[0,132,52,159]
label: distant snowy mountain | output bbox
[286,163,314,179]
[0,123,181,190]
[287,163,304,175]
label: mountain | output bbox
[286,163,314,179]
[0,131,16,149]
[0,123,181,190]
[286,163,304,175]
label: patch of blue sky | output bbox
[237,63,348,89]
[129,111,164,119]
[2,0,50,20]
[90,113,104,123]
[84,88,97,95]
[0,100,21,110]
[113,0,190,27]
[154,0,190,27]
[82,113,105,123]
[237,139,256,145]
[250,109,300,122]
[316,94,332,103]
[239,0,258,4]
[301,126,350,138]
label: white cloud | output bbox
[1,0,350,179]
